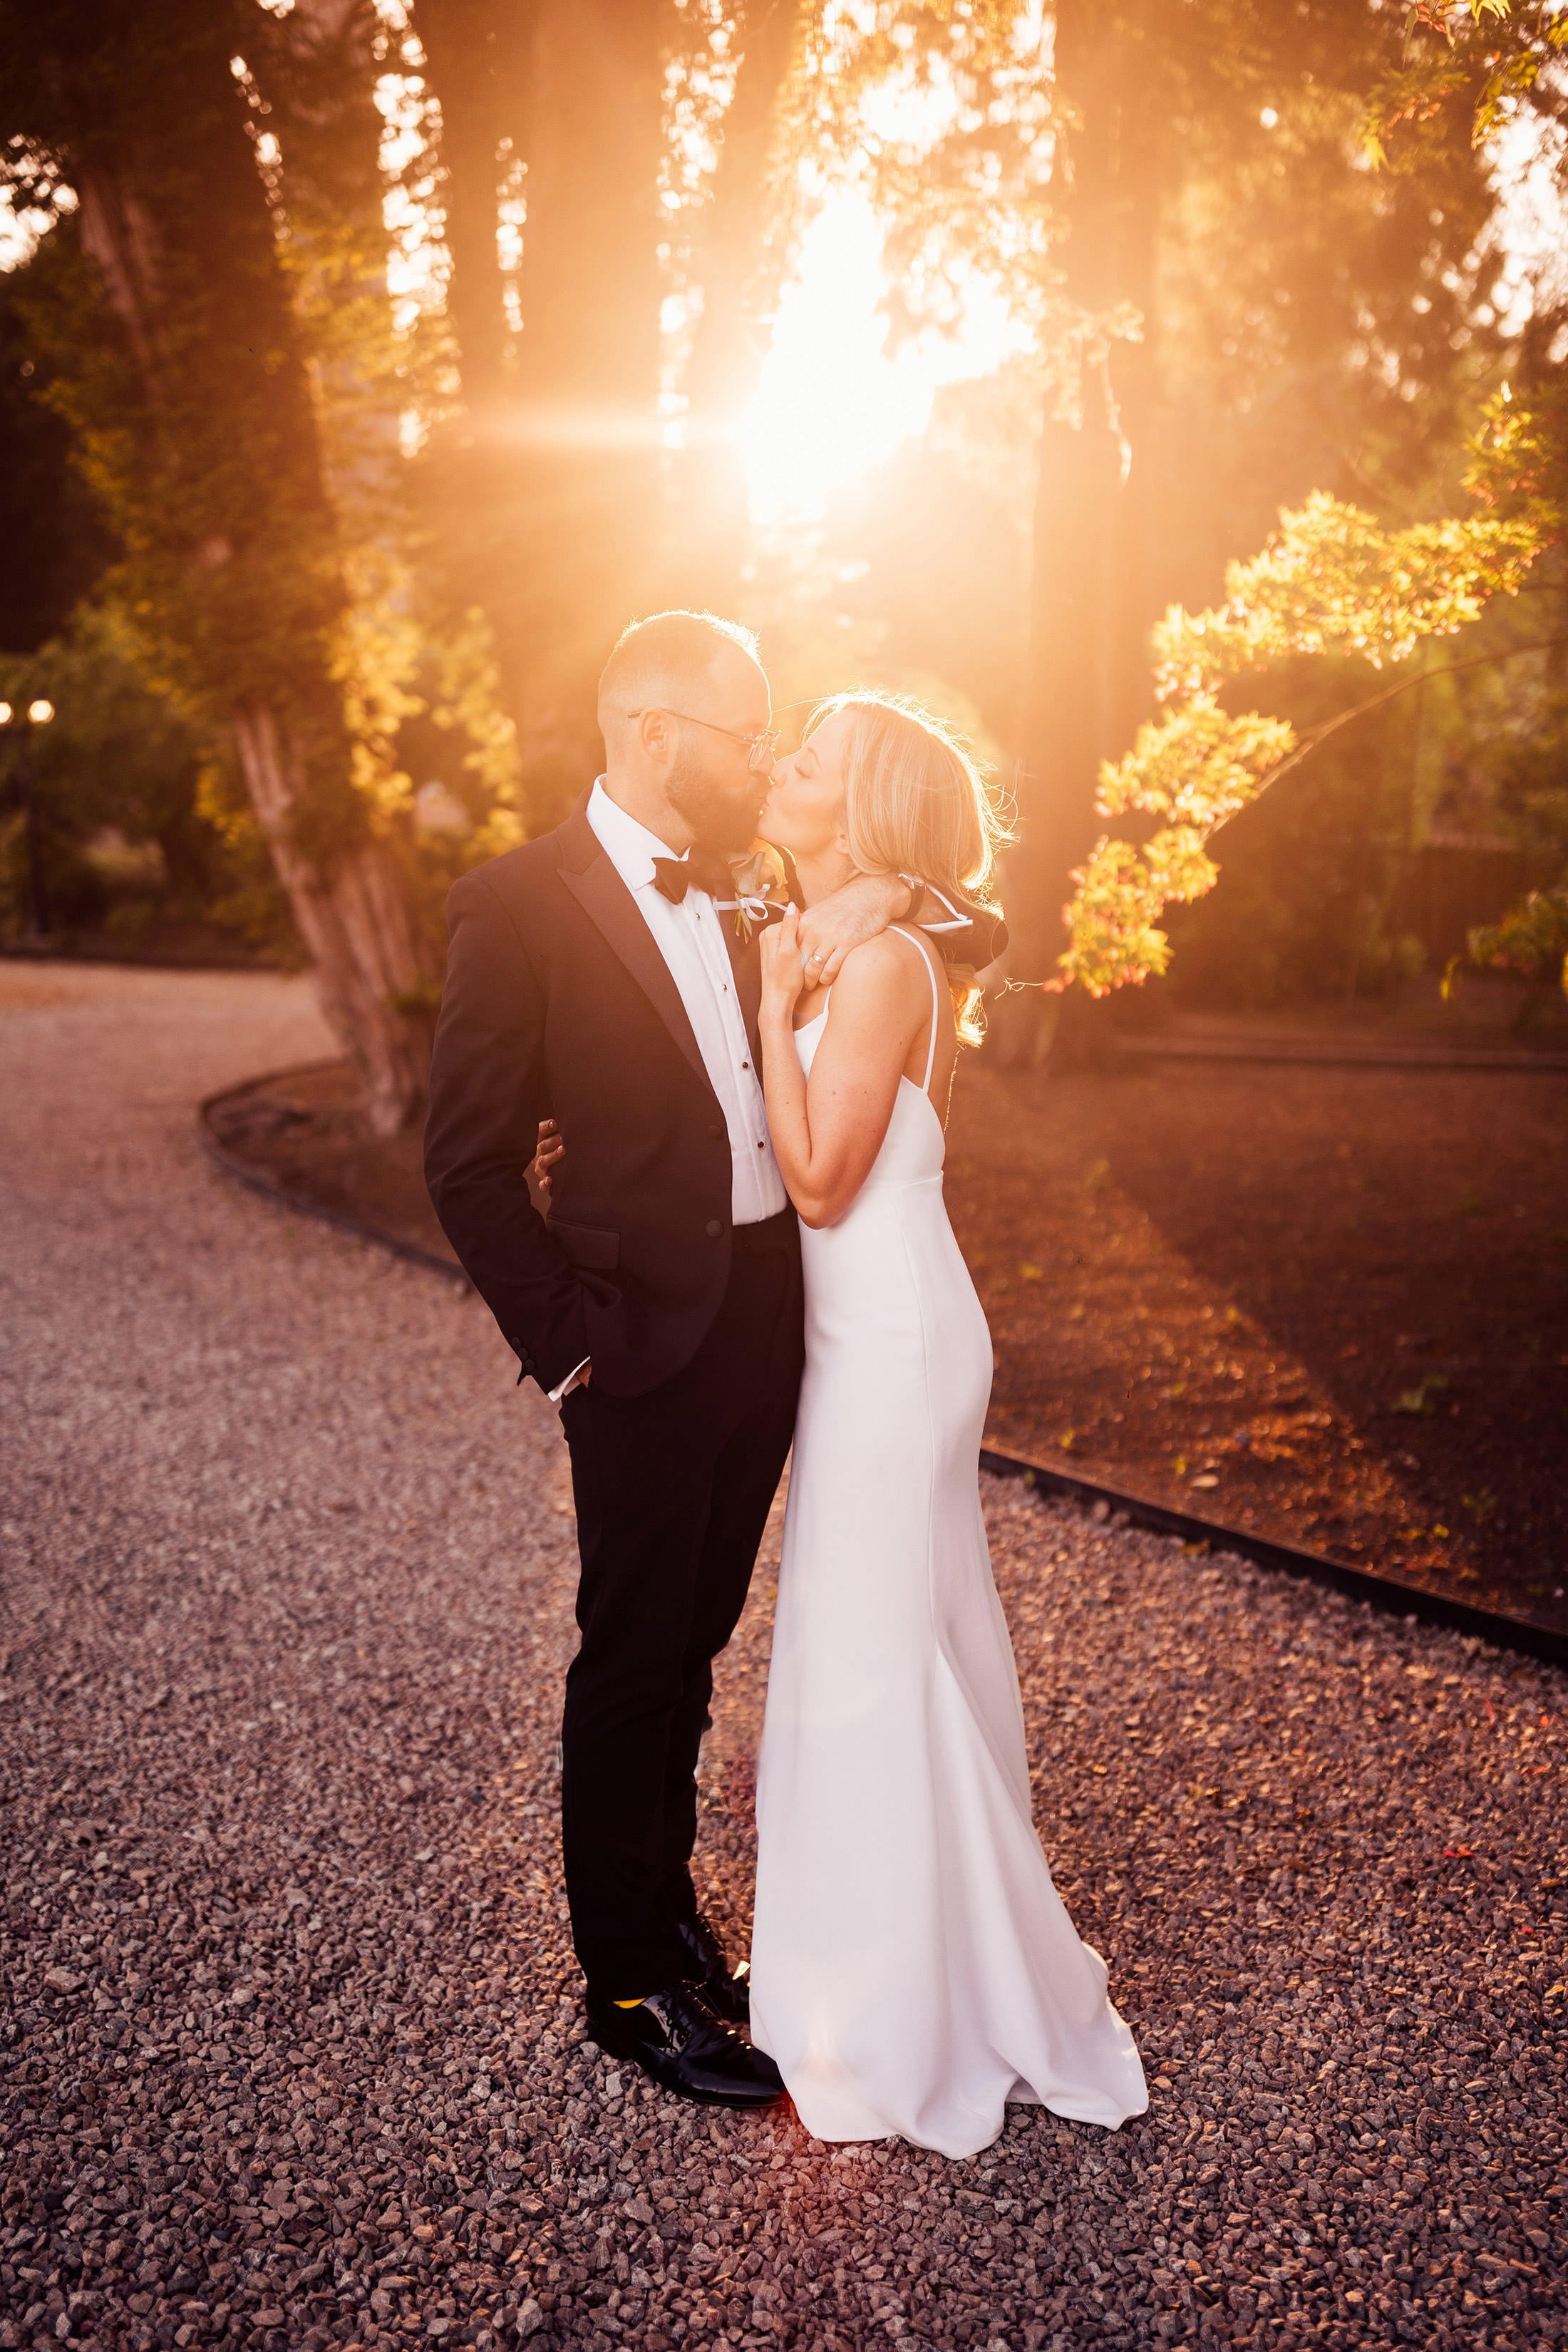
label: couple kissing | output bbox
[424,608,1146,2160]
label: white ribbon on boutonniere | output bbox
[713,842,791,945]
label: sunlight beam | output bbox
[741,190,1023,526]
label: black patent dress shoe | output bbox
[584,1984,784,2109]
[678,1909,751,2024]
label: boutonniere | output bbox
[716,841,791,945]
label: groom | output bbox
[425,611,999,2108]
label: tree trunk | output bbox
[61,12,433,1129]
[672,0,813,606]
[413,0,536,411]
[73,174,169,396]
[416,0,667,825]
[507,0,667,751]
[996,0,1163,1063]
[421,0,808,650]
[234,705,429,1135]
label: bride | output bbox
[748,690,1147,2160]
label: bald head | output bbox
[596,609,773,854]
[597,609,765,746]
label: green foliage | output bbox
[1157,691,1438,1009]
[425,609,526,844]
[3,0,1560,1036]
[0,259,110,653]
[1055,835,1216,993]
[1098,697,1299,830]
[1,0,519,1004]
[1464,885,1568,992]
[3,2,364,835]
[1,612,198,860]
[1470,376,1568,547]
[1058,700,1292,992]
[1363,2,1568,167]
[1153,493,1539,694]
[0,606,288,948]
[832,4,1061,349]
[1058,492,1546,995]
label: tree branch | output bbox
[1212,632,1568,821]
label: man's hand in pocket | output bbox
[527,1116,565,1214]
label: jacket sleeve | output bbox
[423,870,588,1395]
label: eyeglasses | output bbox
[630,706,780,773]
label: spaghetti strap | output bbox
[889,924,944,1095]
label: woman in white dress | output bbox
[747,691,1147,2160]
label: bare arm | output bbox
[791,870,909,986]
[758,908,933,1228]
[793,869,1005,985]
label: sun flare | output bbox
[740,190,1021,527]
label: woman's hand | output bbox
[759,902,808,1020]
[795,870,910,985]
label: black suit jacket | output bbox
[424,791,1003,1398]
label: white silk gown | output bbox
[747,933,1148,2160]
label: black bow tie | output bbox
[651,849,735,904]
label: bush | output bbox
[0,606,292,954]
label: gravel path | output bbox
[1,961,1564,2352]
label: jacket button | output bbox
[708,1123,724,1141]
[705,1218,723,1239]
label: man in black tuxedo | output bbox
[425,611,1000,2108]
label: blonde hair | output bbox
[805,689,1010,1043]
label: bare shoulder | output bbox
[846,927,931,992]
[831,929,937,1023]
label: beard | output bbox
[667,745,767,854]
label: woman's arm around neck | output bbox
[758,914,942,1229]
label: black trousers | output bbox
[557,1210,804,1997]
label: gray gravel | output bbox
[1,960,1564,2352]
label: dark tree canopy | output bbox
[1,0,1562,1066]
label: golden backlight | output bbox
[741,190,1021,525]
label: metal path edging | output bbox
[979,1447,1568,1672]
[1113,1038,1568,1073]
[198,1066,469,1290]
[197,1065,1565,1673]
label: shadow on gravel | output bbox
[202,1051,1568,1640]
[948,1058,1568,1640]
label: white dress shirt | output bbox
[547,779,788,1401]
[587,778,787,1222]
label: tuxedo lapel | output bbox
[557,817,711,1093]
